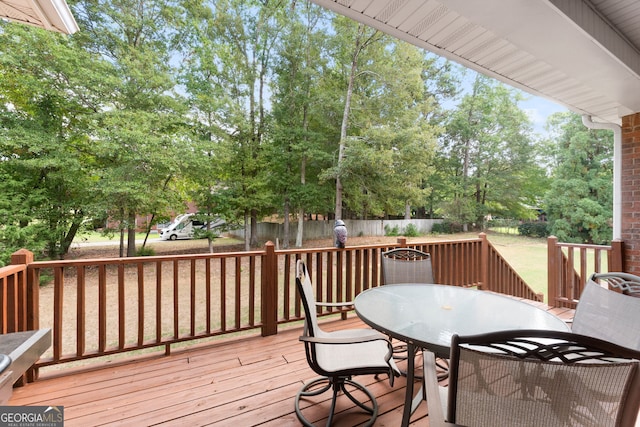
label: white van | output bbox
[160,214,225,241]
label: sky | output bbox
[519,93,569,137]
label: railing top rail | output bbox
[23,237,487,269]
[27,249,267,268]
[0,264,26,276]
[555,242,612,250]
[274,237,484,254]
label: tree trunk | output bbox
[296,208,304,247]
[61,215,83,256]
[336,24,370,220]
[119,207,125,258]
[244,211,250,251]
[250,209,258,247]
[282,197,290,249]
[127,211,136,257]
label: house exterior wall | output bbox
[622,112,640,273]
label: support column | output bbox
[621,113,640,274]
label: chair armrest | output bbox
[424,351,464,427]
[300,331,388,345]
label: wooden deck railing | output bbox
[547,236,624,308]
[2,233,540,375]
[0,249,36,334]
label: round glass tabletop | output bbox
[354,283,570,357]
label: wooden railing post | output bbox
[609,239,625,272]
[10,249,34,332]
[10,249,39,382]
[261,241,278,337]
[547,236,558,307]
[397,237,407,247]
[479,233,488,291]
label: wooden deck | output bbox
[8,303,574,426]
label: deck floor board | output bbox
[9,302,574,426]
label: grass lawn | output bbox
[484,233,549,299]
[74,231,151,242]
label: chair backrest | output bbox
[591,272,640,296]
[573,278,640,351]
[381,248,434,284]
[296,260,322,338]
[447,329,640,427]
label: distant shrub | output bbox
[403,223,420,237]
[431,221,458,234]
[136,246,156,257]
[518,221,549,238]
[384,224,400,236]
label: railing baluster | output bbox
[137,263,144,347]
[77,266,85,356]
[205,258,212,333]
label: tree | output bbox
[267,1,336,248]
[440,74,543,229]
[73,0,189,256]
[0,22,107,261]
[543,112,613,244]
[183,0,286,250]
[329,19,384,220]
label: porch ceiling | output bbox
[0,0,77,34]
[311,0,640,125]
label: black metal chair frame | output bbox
[591,271,640,296]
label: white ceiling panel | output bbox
[0,0,77,34]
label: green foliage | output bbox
[431,221,461,234]
[0,2,587,260]
[403,223,420,237]
[518,222,549,238]
[437,73,546,229]
[383,223,420,237]
[384,225,400,236]
[0,225,44,266]
[0,24,104,259]
[542,113,613,244]
[135,246,156,257]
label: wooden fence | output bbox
[1,233,539,376]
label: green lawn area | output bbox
[484,233,549,299]
[74,231,152,243]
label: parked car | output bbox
[160,213,225,241]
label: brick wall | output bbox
[621,113,640,273]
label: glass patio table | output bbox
[354,283,570,427]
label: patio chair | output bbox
[590,272,640,296]
[423,329,640,427]
[381,248,444,378]
[381,247,434,285]
[571,275,640,351]
[294,260,399,427]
